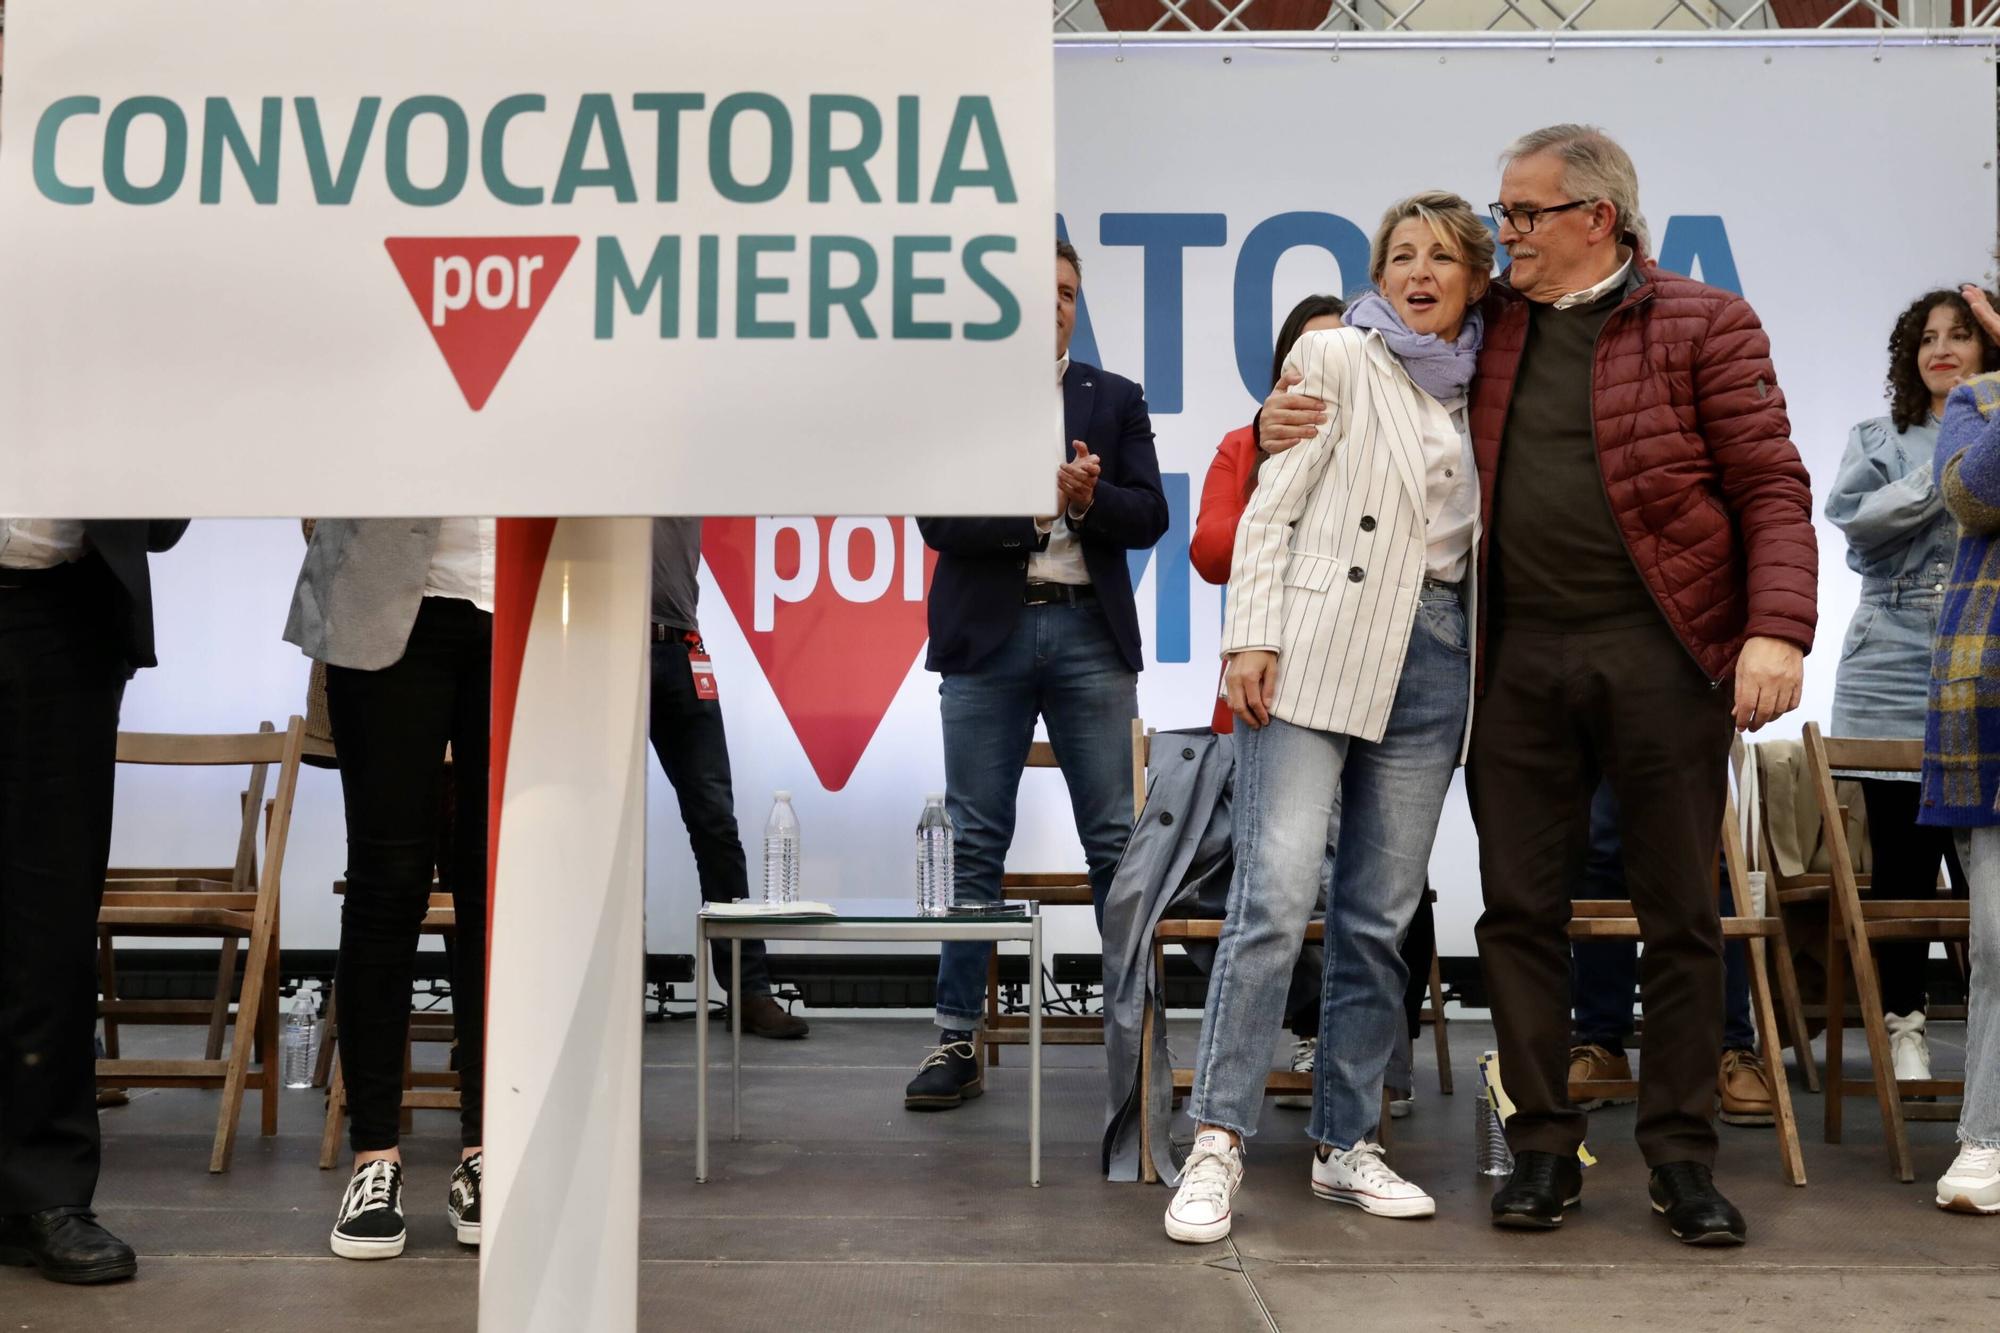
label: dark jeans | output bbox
[648,635,769,996]
[1857,777,1964,1017]
[1571,782,1755,1054]
[0,559,126,1212]
[1471,617,1734,1169]
[933,600,1137,1030]
[326,597,489,1152]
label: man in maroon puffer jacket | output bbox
[1471,126,1814,1247]
[1258,126,1816,1246]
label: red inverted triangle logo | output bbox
[702,517,937,792]
[385,236,580,410]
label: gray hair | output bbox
[1501,124,1649,254]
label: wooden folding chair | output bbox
[99,865,250,1070]
[318,887,462,1168]
[96,717,306,1172]
[1751,741,1850,1095]
[1138,918,1406,1182]
[1801,725,1969,1182]
[1563,742,1807,1186]
[1418,886,1453,1096]
[980,718,1149,1068]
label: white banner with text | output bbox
[0,0,1054,517]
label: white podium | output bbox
[480,517,652,1333]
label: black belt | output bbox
[1023,580,1096,607]
[652,623,698,643]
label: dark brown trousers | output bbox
[1469,616,1733,1168]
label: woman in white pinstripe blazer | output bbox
[1166,194,1492,1245]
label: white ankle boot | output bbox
[1886,1011,1931,1082]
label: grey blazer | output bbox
[1100,729,1235,1185]
[284,519,441,670]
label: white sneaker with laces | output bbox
[1276,1038,1314,1109]
[1936,1145,2000,1214]
[1887,1011,1932,1083]
[1164,1130,1244,1244]
[1311,1141,1434,1219]
[330,1158,406,1260]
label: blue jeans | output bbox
[1959,826,2000,1148]
[1571,782,1754,1053]
[933,601,1138,1029]
[1189,585,1469,1148]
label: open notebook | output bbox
[703,900,837,918]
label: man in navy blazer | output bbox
[0,518,188,1285]
[906,240,1168,1110]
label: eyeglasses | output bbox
[1487,200,1594,233]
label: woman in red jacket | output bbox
[1192,293,1347,729]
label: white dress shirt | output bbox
[423,518,497,612]
[1029,355,1091,586]
[0,519,89,569]
[1418,396,1478,582]
[1553,249,1633,310]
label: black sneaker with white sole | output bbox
[903,1038,982,1110]
[331,1159,406,1260]
[449,1152,482,1246]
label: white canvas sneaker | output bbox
[1935,1145,2000,1215]
[1886,1011,1932,1083]
[1276,1038,1315,1109]
[1164,1130,1244,1244]
[1310,1141,1435,1219]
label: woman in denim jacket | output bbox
[1825,289,1997,1082]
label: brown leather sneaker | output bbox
[740,992,810,1040]
[1567,1043,1635,1110]
[1717,1048,1774,1126]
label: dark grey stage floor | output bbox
[7,1013,1998,1331]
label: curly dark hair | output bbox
[1886,289,2000,432]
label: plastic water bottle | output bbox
[1475,1049,1514,1177]
[282,984,319,1089]
[916,794,955,917]
[763,792,801,906]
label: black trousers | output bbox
[326,597,489,1152]
[0,559,126,1213]
[1470,617,1734,1169]
[1857,777,1966,1017]
[648,636,770,996]
[1571,781,1757,1054]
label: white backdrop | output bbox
[108,42,1997,970]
